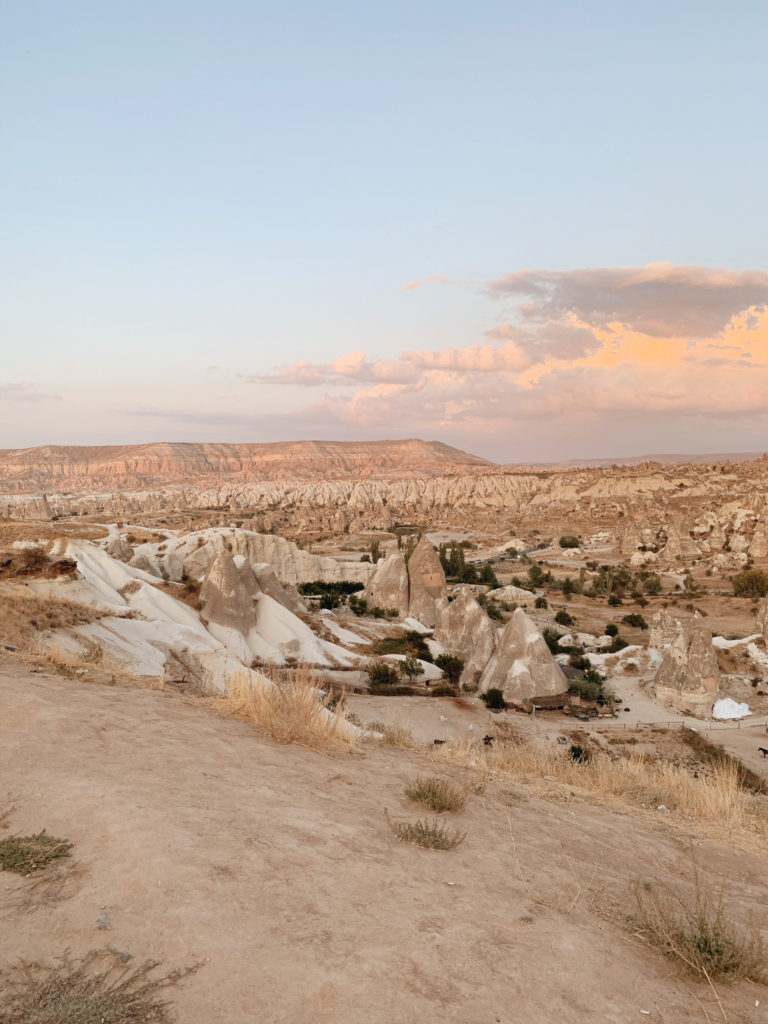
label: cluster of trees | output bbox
[297,580,365,610]
[437,541,500,587]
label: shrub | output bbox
[0,832,72,874]
[480,687,506,709]
[559,535,580,548]
[535,596,548,609]
[608,636,628,653]
[733,568,768,601]
[387,814,466,850]
[622,613,648,630]
[542,627,561,654]
[605,623,619,637]
[434,654,464,684]
[486,602,504,622]
[0,950,194,1024]
[366,661,401,688]
[569,744,590,763]
[348,594,368,616]
[632,878,766,983]
[554,610,573,626]
[479,563,500,588]
[404,776,466,812]
[607,594,622,606]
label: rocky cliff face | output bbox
[653,619,719,717]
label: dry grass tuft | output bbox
[0,949,195,1023]
[432,734,768,848]
[202,666,361,754]
[404,776,466,813]
[0,832,73,874]
[365,718,414,747]
[0,592,110,651]
[632,876,767,985]
[386,811,466,850]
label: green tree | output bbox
[480,563,500,588]
[435,654,464,685]
[400,654,423,683]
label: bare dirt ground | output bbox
[2,655,768,1023]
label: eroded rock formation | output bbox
[653,620,719,717]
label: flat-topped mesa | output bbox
[433,589,497,690]
[478,608,568,704]
[405,536,448,627]
[653,619,719,718]
[0,439,493,491]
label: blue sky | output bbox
[2,1,767,460]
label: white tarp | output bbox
[712,697,752,720]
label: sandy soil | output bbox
[2,653,768,1024]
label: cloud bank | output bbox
[247,264,768,455]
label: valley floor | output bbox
[2,654,767,1024]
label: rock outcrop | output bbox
[433,590,497,689]
[405,536,447,627]
[478,609,567,703]
[649,609,682,650]
[485,585,536,609]
[653,620,719,717]
[363,552,410,616]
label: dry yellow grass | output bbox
[201,666,361,754]
[432,736,768,848]
[0,593,109,651]
[0,522,108,544]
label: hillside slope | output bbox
[2,659,766,1023]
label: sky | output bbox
[2,0,768,463]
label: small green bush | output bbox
[621,613,648,629]
[559,535,580,548]
[605,623,619,636]
[535,596,548,609]
[366,661,400,687]
[480,687,506,709]
[554,610,573,626]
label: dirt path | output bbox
[1,654,767,1023]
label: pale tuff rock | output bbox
[620,523,642,555]
[478,609,568,703]
[171,528,375,587]
[105,536,134,563]
[433,590,497,689]
[660,521,700,560]
[757,597,768,642]
[630,550,657,568]
[749,521,768,559]
[251,562,307,615]
[653,619,719,717]
[649,609,683,649]
[484,584,537,609]
[363,552,410,616]
[708,524,727,550]
[729,533,751,554]
[405,536,447,628]
[199,550,331,665]
[200,551,258,638]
